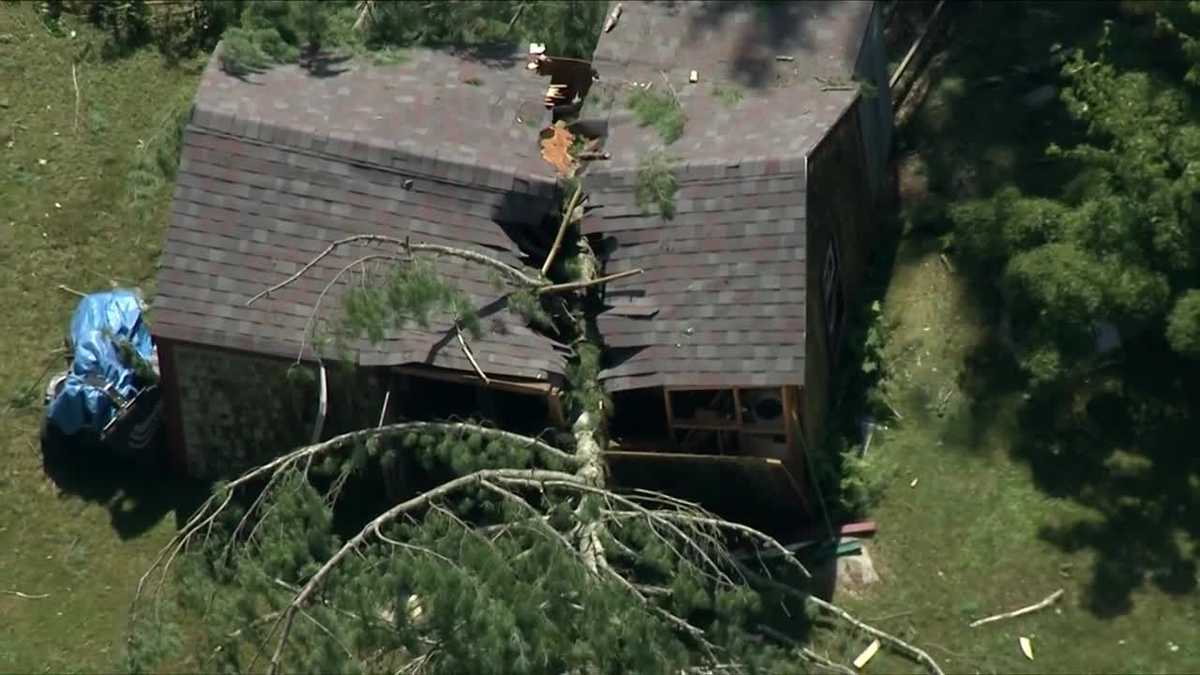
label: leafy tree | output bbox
[1167,289,1200,357]
[948,16,1200,383]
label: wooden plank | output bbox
[391,364,551,396]
[839,521,878,537]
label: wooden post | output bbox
[781,386,796,451]
[663,388,676,449]
[547,387,567,427]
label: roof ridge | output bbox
[191,105,559,199]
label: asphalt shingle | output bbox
[584,0,875,391]
[154,48,569,382]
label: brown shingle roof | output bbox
[583,0,877,391]
[588,0,872,168]
[153,50,570,382]
[584,164,807,391]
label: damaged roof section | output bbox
[154,47,571,382]
[582,0,880,392]
[584,166,807,391]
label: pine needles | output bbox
[627,88,686,145]
[635,150,679,219]
[337,260,480,350]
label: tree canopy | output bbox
[948,10,1200,385]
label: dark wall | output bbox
[803,103,878,445]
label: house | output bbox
[152,44,573,478]
[580,1,892,524]
[152,1,893,524]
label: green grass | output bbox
[812,3,1200,673]
[0,5,203,672]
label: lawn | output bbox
[0,5,202,672]
[815,3,1200,673]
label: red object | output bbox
[839,521,877,537]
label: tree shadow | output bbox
[684,0,847,89]
[902,0,1200,618]
[302,50,353,78]
[41,427,210,540]
[1012,342,1200,617]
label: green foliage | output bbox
[85,0,154,57]
[361,1,606,59]
[565,342,610,419]
[627,87,686,144]
[146,446,809,674]
[947,17,1200,382]
[635,150,679,219]
[1167,289,1200,357]
[335,260,480,353]
[126,93,191,217]
[114,338,159,386]
[218,26,293,75]
[506,287,554,331]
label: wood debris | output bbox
[539,121,577,177]
[603,2,622,33]
[853,639,881,669]
[1019,636,1034,661]
[969,589,1064,628]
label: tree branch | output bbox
[756,625,855,675]
[738,564,944,675]
[132,423,579,623]
[455,326,490,384]
[541,182,584,277]
[245,235,544,307]
[969,588,1064,628]
[266,468,581,674]
[536,268,644,295]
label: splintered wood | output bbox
[540,121,577,177]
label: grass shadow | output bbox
[41,427,210,540]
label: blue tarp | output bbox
[46,290,155,436]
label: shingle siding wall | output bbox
[173,344,316,478]
[172,343,390,479]
[802,104,877,444]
